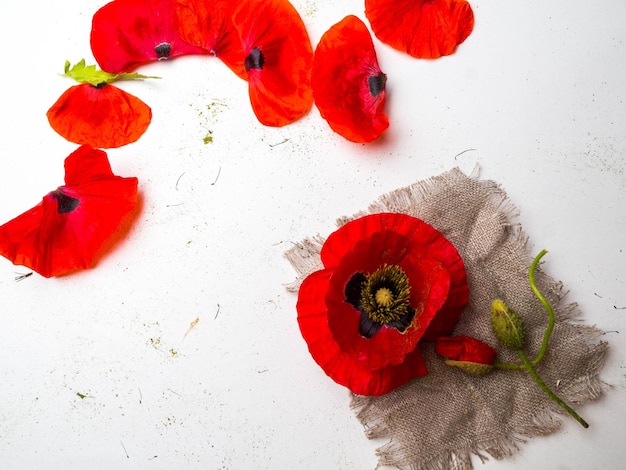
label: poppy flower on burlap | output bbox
[229,0,314,126]
[435,335,498,375]
[365,0,474,59]
[175,0,246,78]
[296,213,469,396]
[91,0,208,73]
[0,146,139,278]
[312,15,389,143]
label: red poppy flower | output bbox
[296,213,469,396]
[175,0,246,78]
[230,0,314,126]
[0,146,139,278]
[365,0,474,59]
[435,335,497,375]
[312,15,388,143]
[46,82,152,149]
[91,0,208,73]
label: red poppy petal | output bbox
[46,83,152,149]
[297,269,428,396]
[91,0,208,73]
[365,0,474,59]
[321,213,443,268]
[312,15,388,143]
[231,0,314,126]
[421,260,468,339]
[435,335,497,365]
[0,146,138,277]
[175,0,246,78]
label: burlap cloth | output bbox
[285,168,608,469]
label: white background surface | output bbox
[1,0,625,468]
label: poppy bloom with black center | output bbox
[0,146,139,278]
[91,0,208,73]
[296,213,469,396]
[312,15,389,143]
[365,0,474,59]
[436,335,498,375]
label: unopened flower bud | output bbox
[491,299,525,351]
[435,335,497,376]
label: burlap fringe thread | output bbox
[285,168,609,470]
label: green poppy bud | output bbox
[491,299,525,351]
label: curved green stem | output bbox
[528,249,555,366]
[517,350,588,428]
[494,361,526,370]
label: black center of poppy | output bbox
[244,47,265,71]
[52,189,80,214]
[345,264,415,339]
[368,72,387,97]
[155,42,172,59]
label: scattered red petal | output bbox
[91,0,208,73]
[365,0,474,59]
[231,0,314,126]
[46,83,152,149]
[0,146,138,278]
[312,15,389,143]
[435,335,497,365]
[175,0,246,78]
[296,213,468,395]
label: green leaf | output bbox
[62,59,160,86]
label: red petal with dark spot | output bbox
[231,0,314,126]
[297,269,428,396]
[91,0,208,73]
[46,83,152,149]
[0,146,139,278]
[312,15,388,142]
[365,0,474,59]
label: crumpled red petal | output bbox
[297,269,428,396]
[365,0,474,59]
[0,146,138,278]
[231,0,314,126]
[91,0,208,73]
[312,15,389,143]
[175,0,246,78]
[46,83,152,149]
